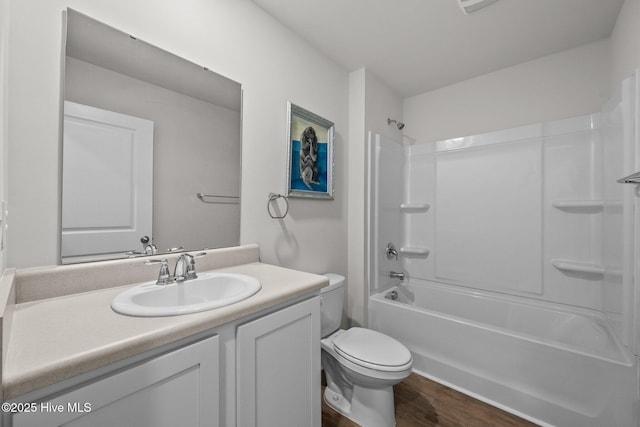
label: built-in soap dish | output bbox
[551,200,604,213]
[551,259,604,280]
[400,203,430,213]
[400,247,430,257]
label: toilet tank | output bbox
[320,273,345,337]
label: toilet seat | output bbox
[332,327,412,372]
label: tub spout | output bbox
[390,271,405,281]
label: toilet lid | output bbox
[333,328,412,372]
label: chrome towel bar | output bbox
[196,193,240,204]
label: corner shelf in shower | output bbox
[400,247,430,257]
[400,203,430,212]
[551,259,604,279]
[551,200,604,213]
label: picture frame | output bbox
[286,102,335,199]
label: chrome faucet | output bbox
[145,252,207,285]
[174,254,188,282]
[390,271,405,281]
[174,252,207,282]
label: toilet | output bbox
[321,273,413,427]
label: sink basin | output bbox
[111,272,261,317]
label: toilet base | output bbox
[324,383,396,427]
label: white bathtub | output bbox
[369,281,638,427]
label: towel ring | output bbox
[267,193,289,219]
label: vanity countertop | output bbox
[2,262,327,400]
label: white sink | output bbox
[111,272,261,317]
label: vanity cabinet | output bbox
[237,296,320,427]
[8,335,220,427]
[4,294,321,427]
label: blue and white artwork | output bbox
[290,133,328,193]
[287,103,334,199]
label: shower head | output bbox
[387,118,405,130]
[457,0,499,15]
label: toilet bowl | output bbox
[320,274,412,427]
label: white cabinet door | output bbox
[61,101,154,263]
[11,335,219,427]
[237,297,320,427]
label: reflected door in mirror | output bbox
[61,101,154,263]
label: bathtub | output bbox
[369,280,638,427]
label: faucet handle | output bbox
[185,252,207,280]
[386,243,398,260]
[144,243,158,255]
[125,250,144,257]
[145,258,172,285]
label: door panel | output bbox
[62,101,153,262]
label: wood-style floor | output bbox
[322,373,538,427]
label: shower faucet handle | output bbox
[386,243,398,260]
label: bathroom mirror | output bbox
[61,9,242,264]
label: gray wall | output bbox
[65,57,241,252]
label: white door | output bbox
[61,101,154,263]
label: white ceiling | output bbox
[251,0,625,97]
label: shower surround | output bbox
[368,75,640,426]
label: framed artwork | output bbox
[286,102,334,199]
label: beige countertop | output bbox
[2,262,327,400]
